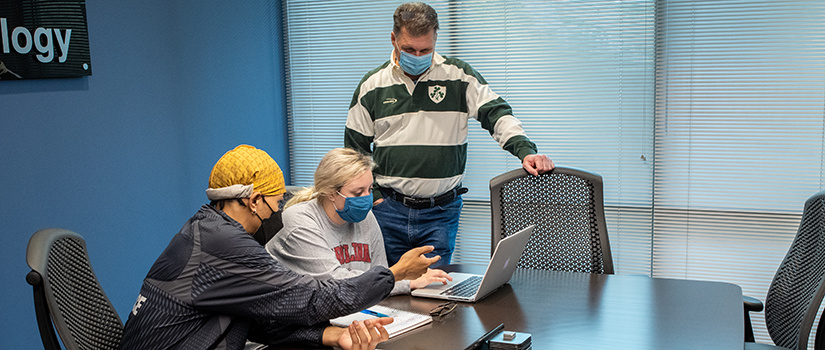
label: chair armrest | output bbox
[744,295,764,312]
[27,270,63,350]
[743,295,763,342]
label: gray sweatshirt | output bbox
[266,198,411,295]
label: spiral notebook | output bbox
[330,305,431,338]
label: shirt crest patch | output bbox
[428,85,446,104]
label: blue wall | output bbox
[0,1,289,348]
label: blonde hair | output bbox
[285,148,375,209]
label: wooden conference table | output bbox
[276,265,744,349]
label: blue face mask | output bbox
[398,50,433,76]
[334,192,373,223]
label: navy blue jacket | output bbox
[120,205,394,350]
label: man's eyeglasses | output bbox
[429,301,457,317]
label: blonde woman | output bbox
[267,148,451,295]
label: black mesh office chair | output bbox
[281,185,302,210]
[26,228,123,350]
[489,167,614,274]
[744,190,825,350]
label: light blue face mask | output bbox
[398,50,433,76]
[334,192,373,223]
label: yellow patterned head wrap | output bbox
[207,145,285,200]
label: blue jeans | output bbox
[373,195,463,268]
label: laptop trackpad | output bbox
[419,272,475,292]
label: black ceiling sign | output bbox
[1,0,91,80]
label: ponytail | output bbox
[284,186,316,210]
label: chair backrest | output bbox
[26,228,123,350]
[282,185,302,210]
[489,167,614,274]
[764,190,825,350]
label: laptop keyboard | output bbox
[440,275,483,298]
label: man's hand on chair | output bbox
[523,154,554,176]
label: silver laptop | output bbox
[411,225,535,302]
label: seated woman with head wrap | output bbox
[120,145,439,350]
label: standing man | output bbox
[345,2,554,267]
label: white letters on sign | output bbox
[1,17,72,63]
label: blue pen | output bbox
[360,309,390,318]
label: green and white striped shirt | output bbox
[345,52,537,198]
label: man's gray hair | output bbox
[393,2,439,37]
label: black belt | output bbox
[380,186,468,209]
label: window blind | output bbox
[654,1,825,345]
[283,0,400,183]
[438,1,655,274]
